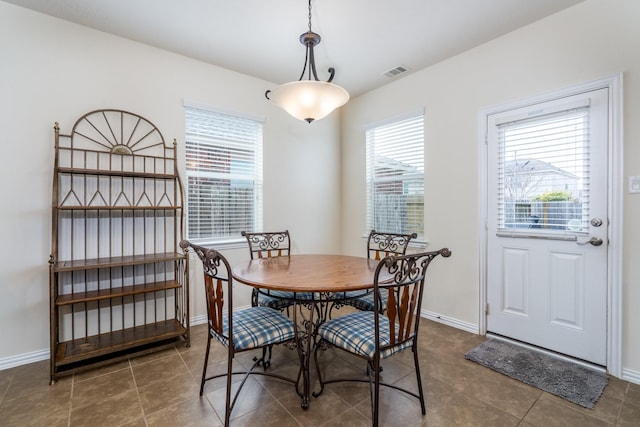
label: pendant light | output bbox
[265,0,349,123]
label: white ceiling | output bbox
[5,0,585,97]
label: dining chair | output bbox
[314,248,452,427]
[180,240,297,427]
[332,230,418,315]
[241,230,312,310]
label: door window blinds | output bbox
[496,101,590,233]
[366,113,424,237]
[185,106,263,242]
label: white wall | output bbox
[341,0,640,379]
[0,2,341,363]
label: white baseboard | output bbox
[0,348,49,371]
[421,309,479,334]
[190,314,208,326]
[622,368,640,385]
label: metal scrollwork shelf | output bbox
[49,109,190,383]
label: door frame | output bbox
[477,73,624,377]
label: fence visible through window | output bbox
[504,200,583,231]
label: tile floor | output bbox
[0,319,638,426]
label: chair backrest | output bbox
[241,230,290,259]
[373,248,451,348]
[180,240,232,342]
[367,230,418,260]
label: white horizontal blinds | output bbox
[366,114,424,237]
[496,103,590,233]
[185,106,263,241]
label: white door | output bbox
[486,88,608,365]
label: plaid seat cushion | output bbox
[317,311,413,359]
[258,290,314,310]
[340,290,388,312]
[212,306,296,350]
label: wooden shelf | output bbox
[53,252,185,272]
[56,280,182,305]
[54,319,186,367]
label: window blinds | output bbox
[496,103,590,233]
[185,106,263,241]
[366,114,424,237]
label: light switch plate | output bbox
[629,176,640,193]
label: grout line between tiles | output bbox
[128,359,149,426]
[67,375,73,427]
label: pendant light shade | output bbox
[268,80,349,123]
[266,0,349,123]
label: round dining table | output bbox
[232,253,381,293]
[232,254,384,409]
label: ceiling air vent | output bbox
[383,65,408,78]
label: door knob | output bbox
[589,237,603,246]
[576,236,604,246]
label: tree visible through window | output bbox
[185,105,263,242]
[366,113,424,237]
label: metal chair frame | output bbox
[241,230,299,309]
[367,230,419,261]
[181,240,297,427]
[314,248,451,427]
[330,230,418,316]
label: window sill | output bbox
[186,238,247,251]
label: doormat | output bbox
[464,339,608,409]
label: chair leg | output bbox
[255,345,273,370]
[413,346,426,415]
[199,333,212,396]
[224,347,233,427]
[373,356,381,427]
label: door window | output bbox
[495,99,591,236]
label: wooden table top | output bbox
[232,254,382,293]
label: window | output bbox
[366,113,424,237]
[496,99,590,232]
[185,105,263,243]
